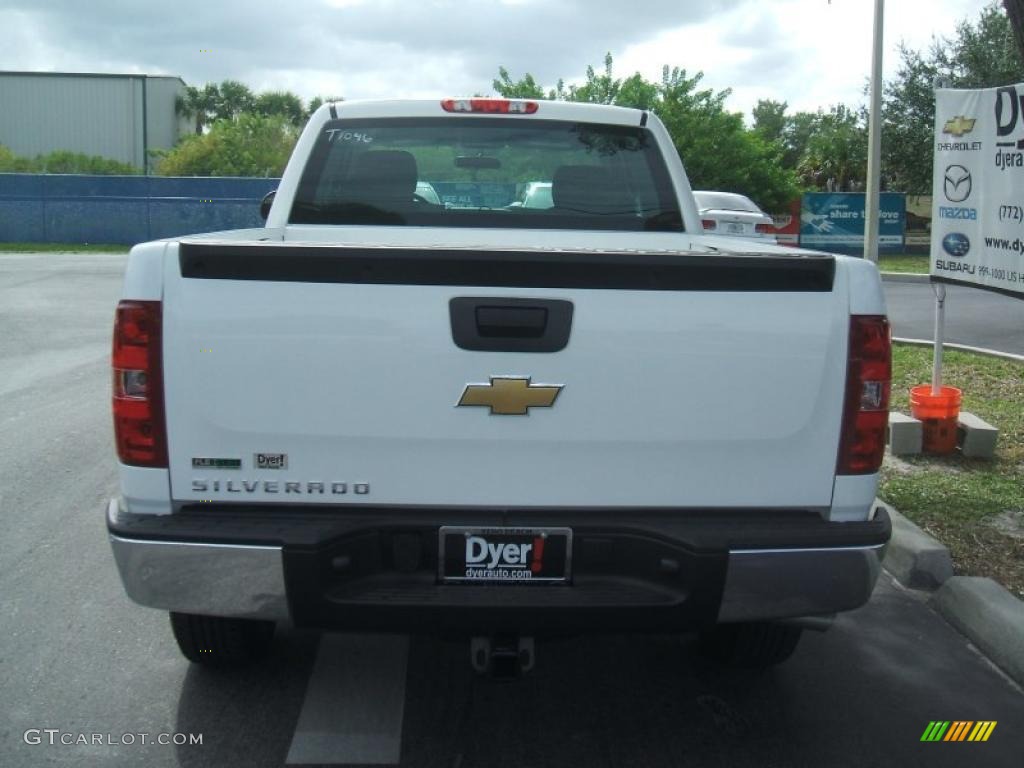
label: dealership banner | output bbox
[931,86,1024,297]
[800,192,904,253]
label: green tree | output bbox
[882,2,1024,192]
[0,144,139,174]
[752,99,788,145]
[0,144,36,172]
[797,105,868,191]
[176,84,219,135]
[253,91,306,126]
[946,3,1023,87]
[493,57,800,211]
[781,110,821,172]
[174,80,256,134]
[212,80,255,122]
[660,68,799,210]
[568,53,622,104]
[155,114,297,177]
[493,67,547,99]
[34,150,139,175]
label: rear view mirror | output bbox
[260,190,277,220]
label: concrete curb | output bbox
[880,501,1024,686]
[881,271,930,283]
[933,577,1024,687]
[892,337,1024,363]
[879,502,953,590]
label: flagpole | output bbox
[863,0,885,263]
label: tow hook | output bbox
[470,635,535,678]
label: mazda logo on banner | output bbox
[943,165,972,203]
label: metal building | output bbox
[0,71,189,172]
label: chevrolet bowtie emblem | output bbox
[943,115,976,137]
[457,376,563,415]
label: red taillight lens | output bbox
[838,315,891,474]
[112,300,167,467]
[441,98,538,114]
[701,219,717,230]
[755,223,773,234]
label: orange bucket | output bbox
[909,385,962,455]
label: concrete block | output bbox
[957,411,998,458]
[880,502,953,590]
[887,412,922,456]
[934,577,1024,687]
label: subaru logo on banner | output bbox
[931,84,1024,297]
[941,232,971,258]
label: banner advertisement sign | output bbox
[931,86,1024,297]
[800,192,904,253]
[770,198,801,246]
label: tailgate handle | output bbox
[450,297,573,353]
[475,306,547,338]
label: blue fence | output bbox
[0,174,279,245]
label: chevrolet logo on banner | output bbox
[942,115,977,137]
[457,376,563,415]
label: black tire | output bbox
[698,622,802,669]
[169,612,275,666]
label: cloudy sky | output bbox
[0,0,995,119]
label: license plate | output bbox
[439,527,572,583]
[725,222,745,234]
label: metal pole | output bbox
[931,283,946,395]
[863,0,885,263]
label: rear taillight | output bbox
[701,219,717,230]
[838,315,891,474]
[441,98,538,114]
[755,223,773,234]
[112,300,167,467]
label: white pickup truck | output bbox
[108,98,891,674]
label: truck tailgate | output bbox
[163,243,846,509]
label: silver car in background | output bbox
[694,191,776,242]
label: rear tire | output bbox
[169,612,275,666]
[698,622,802,668]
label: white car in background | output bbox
[509,181,553,209]
[415,181,442,205]
[694,191,776,242]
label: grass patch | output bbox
[0,242,130,253]
[881,345,1024,598]
[878,253,928,274]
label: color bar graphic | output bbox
[921,721,996,742]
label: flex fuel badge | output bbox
[191,457,241,469]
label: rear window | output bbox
[290,117,683,232]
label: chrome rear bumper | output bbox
[108,499,887,626]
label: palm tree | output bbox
[175,84,218,135]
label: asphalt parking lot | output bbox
[2,252,1023,768]
[882,278,1024,355]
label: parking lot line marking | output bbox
[286,633,409,766]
